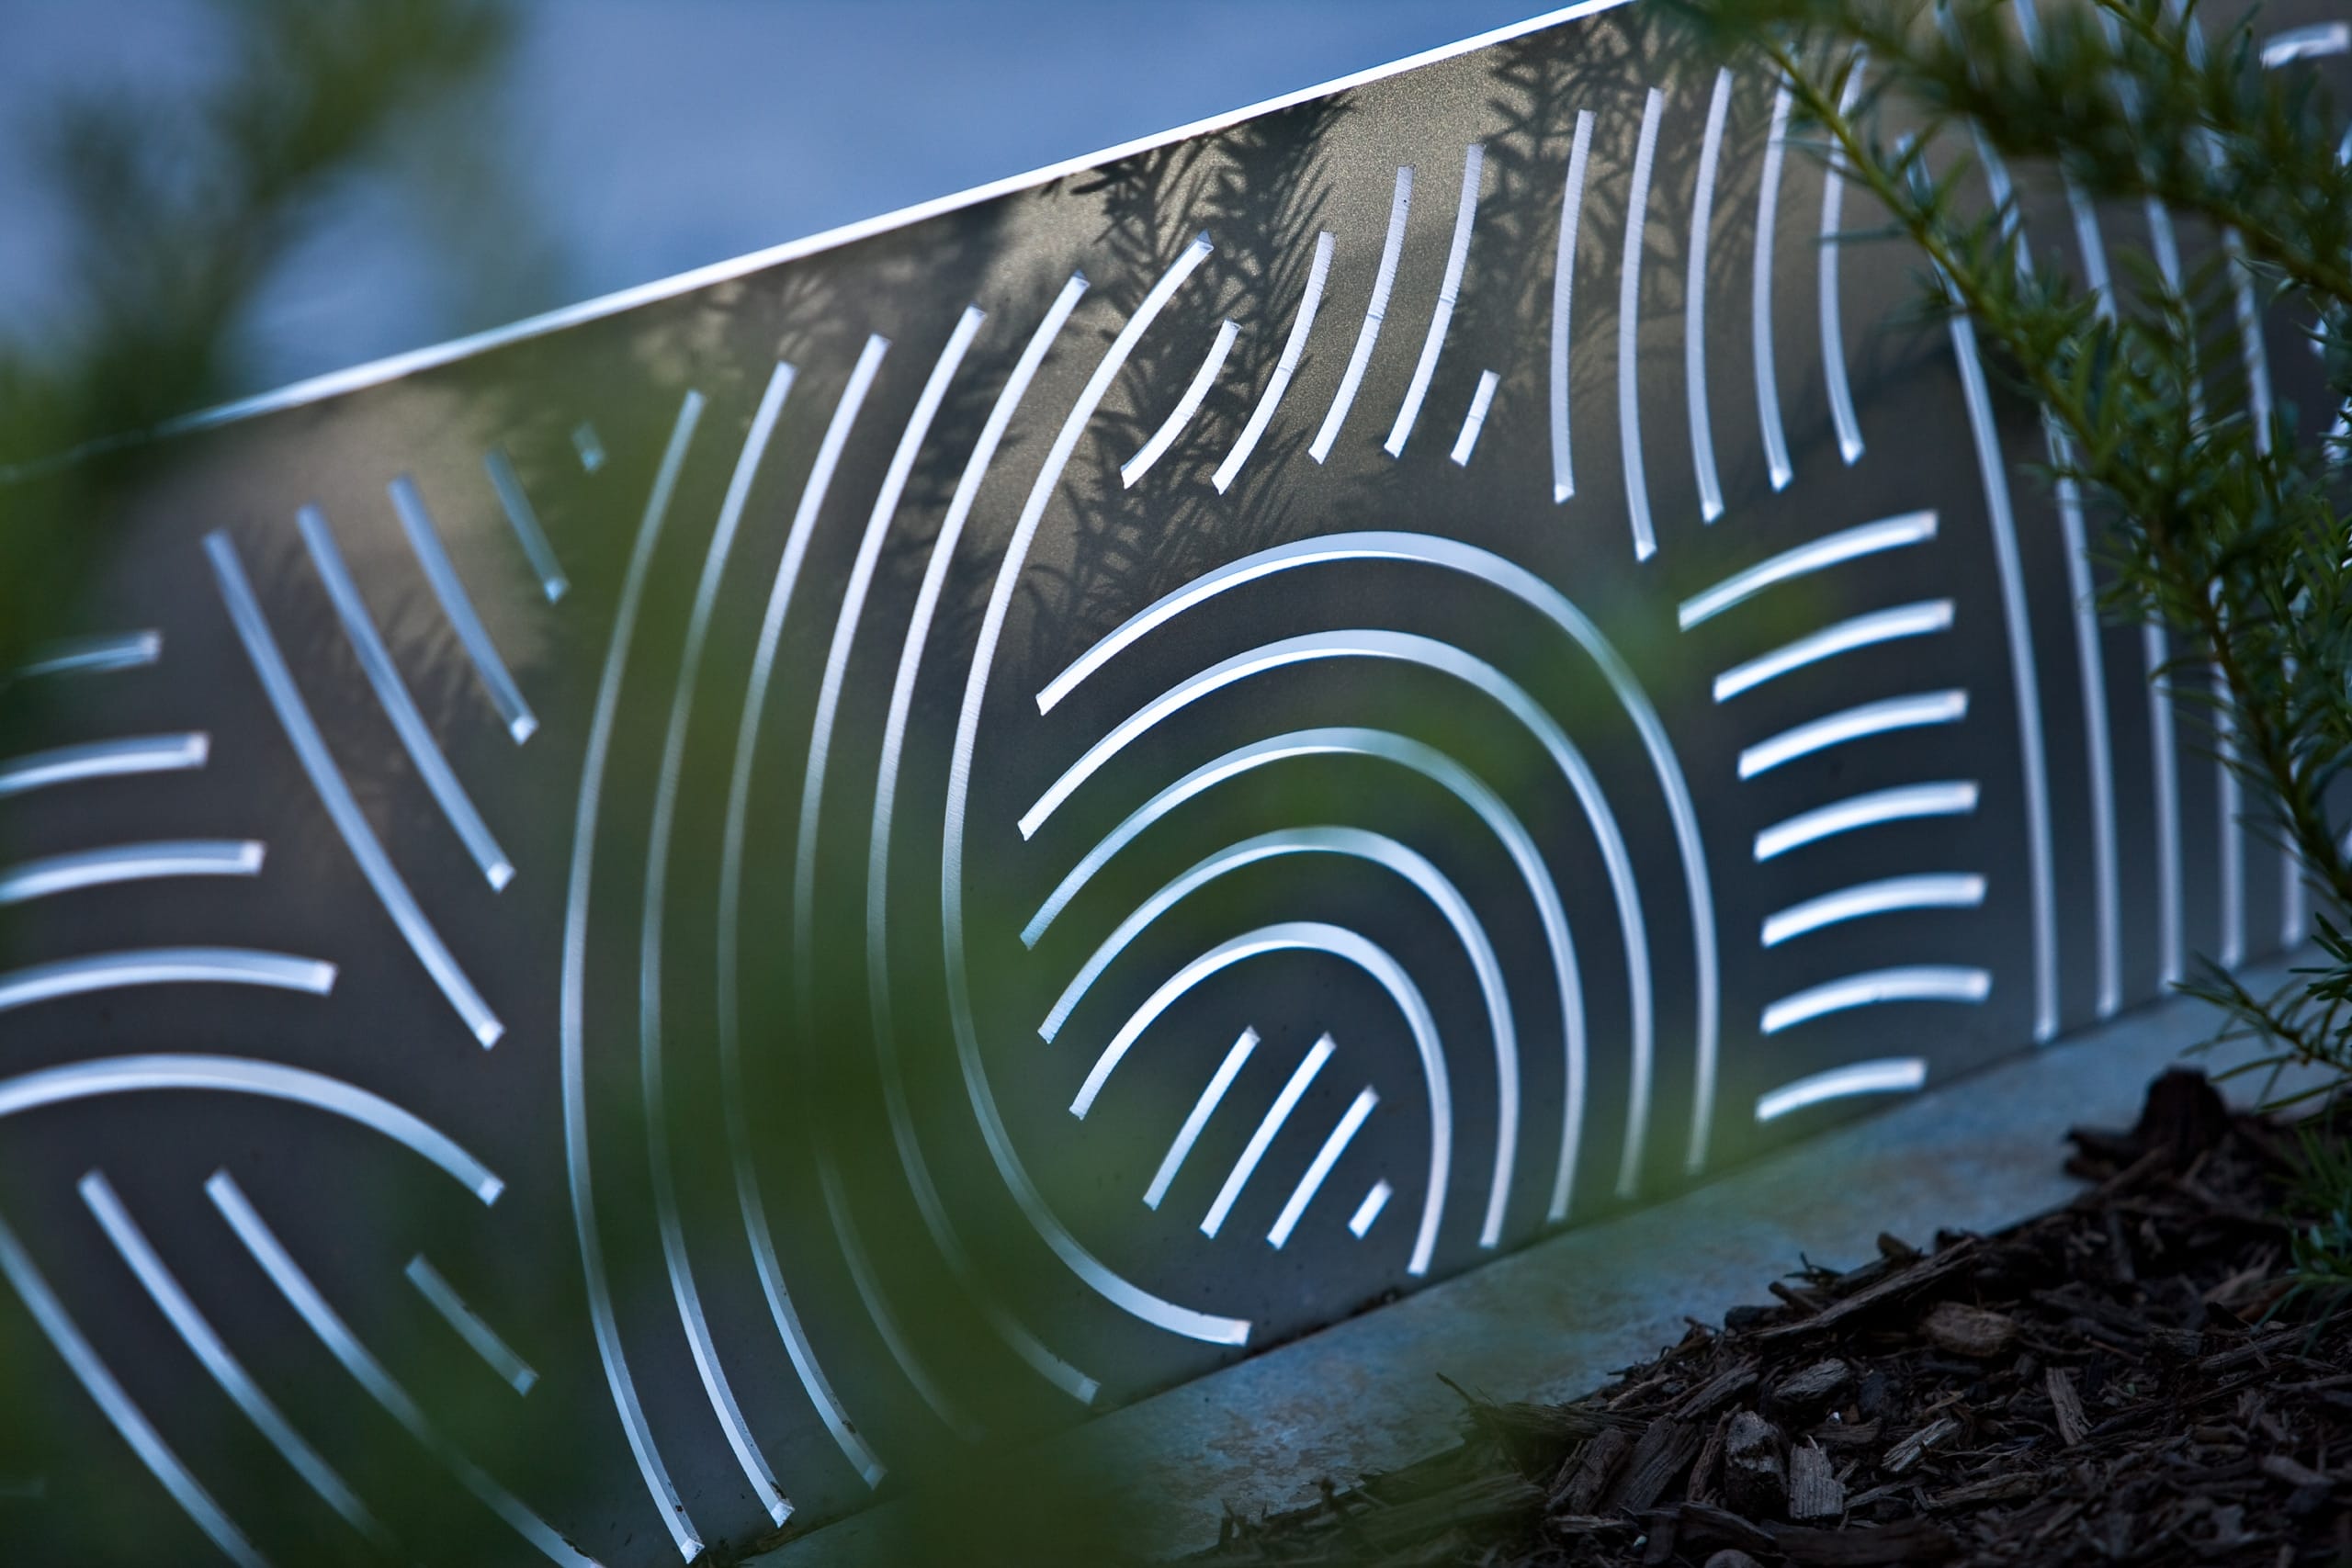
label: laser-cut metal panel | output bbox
[2,4,2337,1562]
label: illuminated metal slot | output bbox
[1144,1029,1261,1211]
[1215,231,1332,493]
[1686,67,1733,521]
[1385,143,1483,457]
[1125,318,1240,485]
[1761,966,1990,1034]
[0,733,208,798]
[1268,1089,1380,1247]
[1202,1037,1334,1238]
[1450,370,1499,467]
[1313,167,1412,462]
[387,474,538,744]
[482,448,570,603]
[1619,87,1666,559]
[1760,874,1985,947]
[1755,1057,1928,1121]
[1753,781,1979,863]
[11,630,160,681]
[1549,108,1594,502]
[0,840,263,905]
[1736,690,1968,780]
[1711,601,1952,703]
[1676,511,1936,630]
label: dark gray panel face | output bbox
[0,4,2326,1562]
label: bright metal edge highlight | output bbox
[709,346,897,1479]
[206,1174,601,1568]
[1202,1036,1335,1238]
[1312,166,1413,462]
[1754,1056,1928,1121]
[864,277,1102,1409]
[13,630,162,680]
[0,947,334,1014]
[0,1203,267,1568]
[1676,511,1936,629]
[1385,142,1483,457]
[404,1255,539,1395]
[205,533,504,1047]
[647,360,835,1518]
[2213,662,2245,968]
[0,732,209,797]
[1550,109,1595,502]
[387,475,539,744]
[1753,781,1978,863]
[1145,1029,1261,1211]
[1736,689,1967,779]
[0,1055,502,1201]
[300,504,515,890]
[1269,1087,1380,1248]
[1619,87,1665,559]
[1450,370,1500,467]
[1018,726,1588,1222]
[1024,528,1709,1182]
[556,389,707,1558]
[1820,53,1867,464]
[1948,309,2058,1043]
[123,0,1640,448]
[2145,623,2184,985]
[1759,873,1985,946]
[79,1171,393,1548]
[1215,232,1335,493]
[483,448,571,603]
[1711,600,1952,703]
[1686,68,1733,522]
[0,840,264,905]
[1753,83,1794,491]
[2262,21,2350,64]
[1760,965,1990,1034]
[1081,924,1453,1275]
[1125,318,1239,485]
[1045,826,1515,1249]
[943,236,1257,1348]
[789,314,987,1446]
[2043,414,2121,1017]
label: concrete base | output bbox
[759,959,2320,1564]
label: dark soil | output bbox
[1193,1071,2351,1567]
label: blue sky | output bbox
[1,1,1557,396]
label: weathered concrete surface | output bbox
[762,959,2319,1564]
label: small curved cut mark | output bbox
[1756,1057,1928,1122]
[1450,370,1499,467]
[1712,600,1953,703]
[1754,781,1978,863]
[1313,167,1412,463]
[1202,1036,1333,1238]
[0,732,208,798]
[208,1174,605,1567]
[557,389,707,1557]
[1687,67,1733,522]
[208,533,503,1048]
[1269,1087,1379,1248]
[1125,318,1239,486]
[1820,51,1867,464]
[405,1255,539,1396]
[1216,231,1334,493]
[483,448,570,603]
[1677,511,1937,630]
[1760,873,1985,947]
[1760,965,1990,1034]
[12,630,161,682]
[2262,20,2350,64]
[865,276,1101,1411]
[1737,690,1968,780]
[388,475,538,744]
[0,1055,503,1201]
[0,1204,268,1568]
[301,505,515,890]
[1550,109,1595,502]
[1349,1179,1394,1238]
[1145,1028,1260,1211]
[1753,82,1795,491]
[0,948,334,1015]
[1619,87,1666,559]
[1385,143,1483,458]
[80,1171,395,1551]
[0,840,263,905]
[571,422,606,473]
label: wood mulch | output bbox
[1193,1071,2350,1567]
